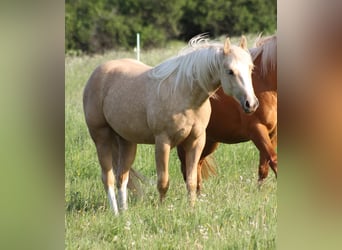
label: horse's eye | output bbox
[228,69,234,75]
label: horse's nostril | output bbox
[245,100,250,109]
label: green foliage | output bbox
[65,0,276,53]
[180,0,276,40]
[66,0,185,53]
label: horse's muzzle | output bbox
[243,97,259,113]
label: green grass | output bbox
[65,36,276,249]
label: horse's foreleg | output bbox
[249,124,278,183]
[155,135,171,203]
[91,127,119,215]
[258,153,270,183]
[116,138,137,211]
[184,133,206,206]
[178,140,218,195]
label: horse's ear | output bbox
[223,37,231,55]
[239,35,248,50]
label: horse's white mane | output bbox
[249,34,277,75]
[150,34,223,95]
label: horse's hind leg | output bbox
[112,142,144,198]
[116,137,137,211]
[89,127,118,215]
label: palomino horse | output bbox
[83,35,258,214]
[177,35,277,193]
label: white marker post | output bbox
[136,33,140,61]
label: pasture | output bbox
[65,35,276,249]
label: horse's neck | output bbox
[187,79,220,108]
[177,59,222,107]
[156,47,222,108]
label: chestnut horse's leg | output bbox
[155,134,171,203]
[90,126,119,215]
[270,126,278,175]
[196,139,219,194]
[249,124,278,183]
[115,137,137,211]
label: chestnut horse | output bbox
[83,35,258,214]
[177,35,277,193]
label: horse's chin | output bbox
[242,108,256,114]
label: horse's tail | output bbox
[201,155,218,179]
[127,168,150,198]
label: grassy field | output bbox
[65,35,277,249]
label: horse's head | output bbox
[220,36,259,113]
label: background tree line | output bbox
[66,0,276,54]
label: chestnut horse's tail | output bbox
[201,155,218,179]
[127,168,150,198]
